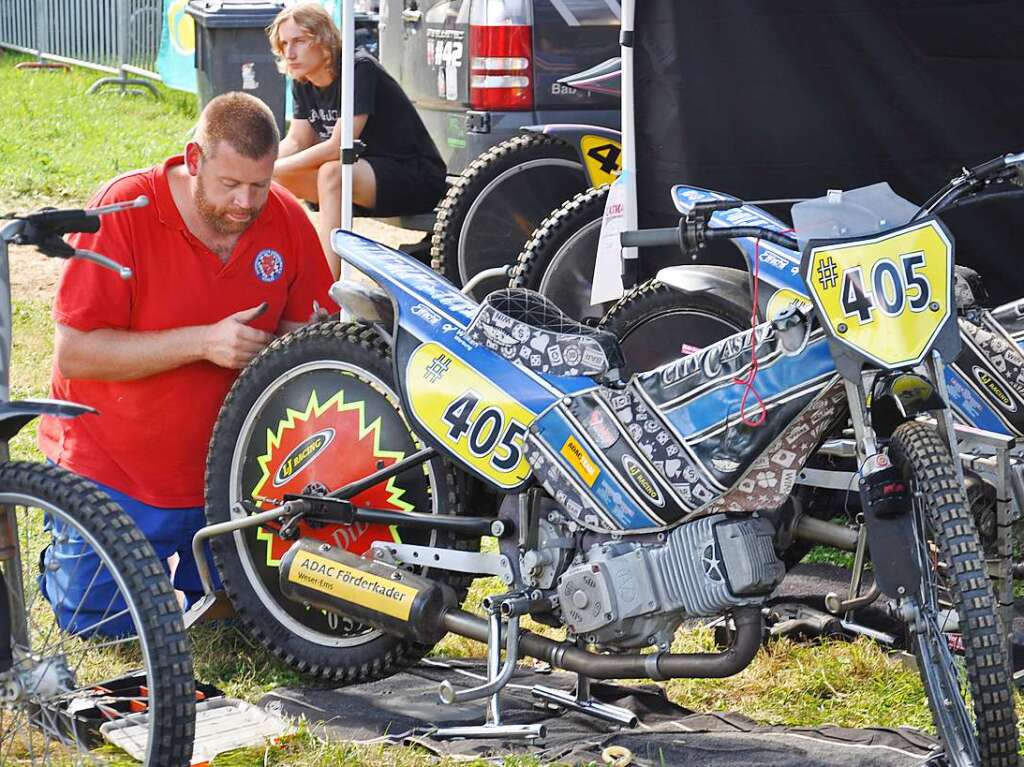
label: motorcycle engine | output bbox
[549,514,784,649]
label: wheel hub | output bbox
[1,651,76,703]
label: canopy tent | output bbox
[632,0,1024,302]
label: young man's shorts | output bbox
[364,155,447,217]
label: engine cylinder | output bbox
[278,538,456,645]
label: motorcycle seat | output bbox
[466,288,626,382]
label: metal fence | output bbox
[0,0,163,95]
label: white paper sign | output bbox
[591,172,628,305]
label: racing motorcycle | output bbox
[195,180,1019,766]
[602,152,1024,638]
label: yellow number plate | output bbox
[581,135,622,187]
[804,220,952,369]
[405,343,535,488]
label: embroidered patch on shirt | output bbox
[254,249,284,283]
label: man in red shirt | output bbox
[38,92,337,635]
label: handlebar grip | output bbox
[620,227,679,248]
[27,208,101,236]
[970,155,1010,179]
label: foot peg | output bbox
[531,684,638,727]
[532,664,638,728]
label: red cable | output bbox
[731,228,799,428]
[732,235,766,427]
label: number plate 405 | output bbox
[802,219,954,370]
[405,343,535,488]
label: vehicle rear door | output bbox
[379,0,471,167]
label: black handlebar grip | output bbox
[32,209,101,235]
[970,155,1009,179]
[620,227,679,248]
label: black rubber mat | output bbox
[259,656,942,766]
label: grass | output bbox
[0,50,196,209]
[0,49,1019,764]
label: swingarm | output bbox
[184,445,506,628]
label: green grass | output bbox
[0,49,1019,765]
[0,50,196,209]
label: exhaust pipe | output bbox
[280,538,763,681]
[279,539,457,645]
[793,515,858,551]
[442,606,762,681]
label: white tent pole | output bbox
[620,0,638,271]
[338,0,355,279]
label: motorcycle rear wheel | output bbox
[889,421,1019,767]
[205,321,479,683]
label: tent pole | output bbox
[338,0,355,280]
[620,0,638,279]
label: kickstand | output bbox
[532,639,638,728]
[434,610,545,740]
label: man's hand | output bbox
[203,303,274,369]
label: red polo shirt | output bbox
[39,156,338,507]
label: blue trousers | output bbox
[40,473,221,637]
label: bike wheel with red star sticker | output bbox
[205,322,481,682]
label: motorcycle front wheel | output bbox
[889,421,1019,766]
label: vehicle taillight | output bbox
[469,15,533,111]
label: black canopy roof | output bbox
[635,0,1024,302]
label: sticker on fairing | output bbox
[581,135,622,187]
[405,343,536,487]
[561,435,600,486]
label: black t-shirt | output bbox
[291,51,443,168]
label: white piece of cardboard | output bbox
[591,173,628,305]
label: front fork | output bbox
[841,358,959,605]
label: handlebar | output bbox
[915,151,1024,220]
[620,223,798,253]
[704,227,798,250]
[3,196,146,280]
[622,151,1024,258]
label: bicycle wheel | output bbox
[888,422,1019,767]
[0,462,194,766]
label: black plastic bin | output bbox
[186,0,287,135]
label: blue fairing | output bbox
[662,336,836,439]
[334,231,594,388]
[333,232,602,491]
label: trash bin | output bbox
[186,0,287,135]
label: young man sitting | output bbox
[267,3,447,277]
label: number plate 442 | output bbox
[801,219,960,373]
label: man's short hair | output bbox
[267,2,343,78]
[195,92,279,160]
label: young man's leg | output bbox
[317,159,377,279]
[273,166,320,204]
